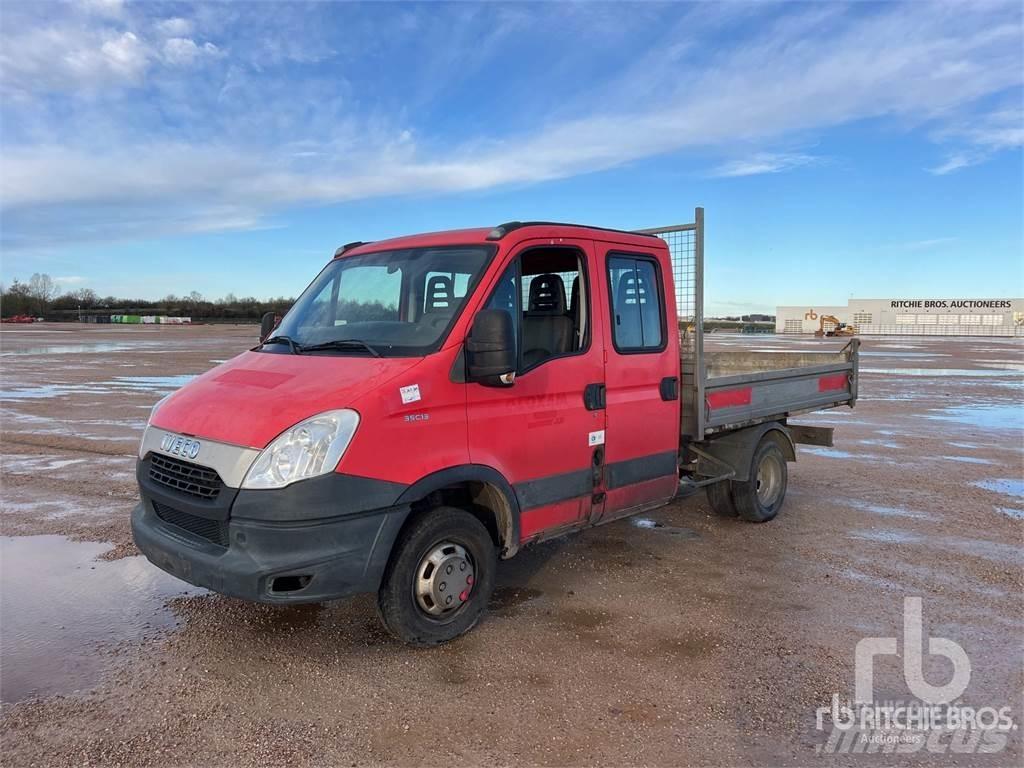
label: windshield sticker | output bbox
[588,429,605,447]
[400,384,422,404]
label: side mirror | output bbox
[259,311,278,343]
[466,309,516,386]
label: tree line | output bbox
[1,274,292,322]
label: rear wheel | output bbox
[731,438,788,523]
[377,507,496,646]
[705,480,738,517]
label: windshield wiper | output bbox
[300,339,381,357]
[259,335,302,354]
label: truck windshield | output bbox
[266,245,493,356]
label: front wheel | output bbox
[377,507,496,646]
[731,438,788,523]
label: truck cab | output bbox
[133,223,683,644]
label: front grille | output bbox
[153,501,228,547]
[149,454,222,500]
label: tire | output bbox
[731,438,788,523]
[377,506,496,646]
[705,480,738,517]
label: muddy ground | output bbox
[1,324,1021,767]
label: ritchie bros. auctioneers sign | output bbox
[889,299,1014,309]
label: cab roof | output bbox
[336,222,659,259]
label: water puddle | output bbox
[978,361,1024,372]
[973,479,1024,499]
[850,529,922,544]
[926,405,1024,432]
[749,348,824,354]
[1,456,89,472]
[846,500,934,520]
[860,394,922,402]
[937,535,1023,565]
[861,367,1023,378]
[1,375,195,401]
[0,343,143,357]
[630,518,699,538]
[998,507,1024,521]
[858,438,900,448]
[941,456,994,465]
[803,447,858,459]
[110,375,196,392]
[1,384,109,400]
[0,535,205,703]
[861,351,949,358]
[3,453,131,476]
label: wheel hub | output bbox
[755,453,784,506]
[414,542,475,617]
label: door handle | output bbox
[659,376,679,401]
[583,383,606,411]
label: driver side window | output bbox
[483,247,587,373]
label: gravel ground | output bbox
[1,324,1021,767]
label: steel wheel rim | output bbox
[414,541,475,618]
[755,453,784,507]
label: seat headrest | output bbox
[527,273,566,314]
[425,275,454,313]
[616,269,651,308]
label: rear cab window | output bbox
[607,254,665,353]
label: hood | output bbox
[151,350,424,448]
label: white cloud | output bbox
[0,1,1021,248]
[709,152,820,178]
[80,0,124,18]
[927,104,1024,174]
[0,8,222,95]
[99,31,149,79]
[928,154,980,175]
[155,17,193,37]
[162,38,222,67]
[884,237,959,251]
[2,26,152,92]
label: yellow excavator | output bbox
[814,314,857,338]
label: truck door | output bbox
[467,239,607,543]
[597,245,680,520]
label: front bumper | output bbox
[132,500,410,602]
[132,461,412,603]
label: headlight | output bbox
[148,394,171,424]
[242,409,359,490]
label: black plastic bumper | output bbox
[132,487,411,604]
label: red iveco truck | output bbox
[133,208,859,644]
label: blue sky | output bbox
[1,0,1021,314]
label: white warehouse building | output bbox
[776,298,1024,336]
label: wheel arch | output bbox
[394,464,522,558]
[695,422,795,482]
